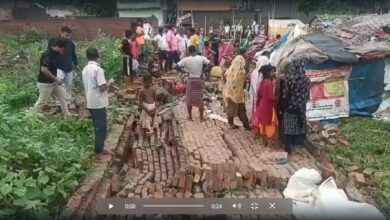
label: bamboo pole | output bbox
[191,9,194,28]
[232,8,235,40]
[205,16,207,35]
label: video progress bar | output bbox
[97,198,293,215]
[143,205,204,208]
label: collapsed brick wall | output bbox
[0,17,158,40]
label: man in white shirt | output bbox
[82,47,113,163]
[143,19,152,40]
[153,28,169,71]
[224,25,230,39]
[176,46,213,121]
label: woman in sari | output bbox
[278,59,310,155]
[218,40,238,66]
[248,52,270,121]
[252,65,277,146]
[222,55,251,130]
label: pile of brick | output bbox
[109,100,318,201]
[171,102,321,194]
[307,121,350,147]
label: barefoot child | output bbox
[252,65,278,146]
[139,75,158,139]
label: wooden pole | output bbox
[205,16,207,35]
[232,8,235,40]
[268,12,271,38]
[191,9,194,28]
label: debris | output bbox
[347,165,360,172]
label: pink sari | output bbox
[218,43,235,66]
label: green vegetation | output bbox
[328,118,390,206]
[297,0,373,16]
[0,29,123,219]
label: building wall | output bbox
[0,8,13,20]
[118,9,164,25]
[189,10,256,28]
[177,0,241,11]
[0,17,158,40]
[252,0,300,19]
[179,0,305,28]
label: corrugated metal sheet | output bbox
[118,9,163,25]
[117,0,161,10]
[177,0,239,11]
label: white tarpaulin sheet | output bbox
[284,168,387,220]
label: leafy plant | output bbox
[76,34,123,84]
[19,27,45,45]
[328,118,390,206]
[0,32,98,219]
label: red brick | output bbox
[236,172,243,189]
[111,175,120,195]
[184,191,193,198]
[178,174,186,188]
[354,172,366,186]
[237,164,252,178]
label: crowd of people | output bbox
[34,21,310,163]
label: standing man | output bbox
[189,28,200,48]
[166,25,180,71]
[35,39,70,116]
[82,47,114,163]
[143,19,152,40]
[153,28,169,72]
[176,28,188,59]
[176,46,212,121]
[48,26,78,106]
[136,19,146,64]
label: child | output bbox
[119,30,133,88]
[202,41,216,65]
[139,75,159,140]
[130,35,139,86]
[252,65,278,146]
[82,47,114,163]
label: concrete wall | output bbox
[190,10,256,28]
[252,0,300,19]
[0,17,158,40]
[0,8,13,20]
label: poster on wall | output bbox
[306,65,352,121]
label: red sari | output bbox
[253,80,278,138]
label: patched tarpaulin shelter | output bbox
[271,29,389,121]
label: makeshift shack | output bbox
[270,14,390,121]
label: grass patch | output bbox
[328,117,390,206]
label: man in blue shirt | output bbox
[48,26,78,105]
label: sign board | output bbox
[306,65,352,121]
[177,13,192,26]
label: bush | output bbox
[76,35,123,84]
[19,27,45,45]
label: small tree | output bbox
[298,0,319,17]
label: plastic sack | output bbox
[283,168,322,200]
[311,177,386,220]
[132,59,139,72]
[210,66,223,78]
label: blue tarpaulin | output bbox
[349,60,385,115]
[274,30,291,49]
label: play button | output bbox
[108,204,114,210]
